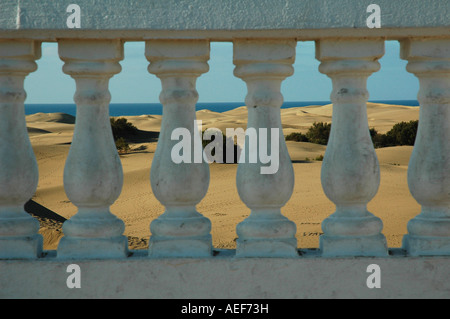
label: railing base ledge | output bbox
[1,248,448,298]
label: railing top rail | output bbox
[0,0,449,40]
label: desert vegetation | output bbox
[286,120,419,148]
[110,117,138,154]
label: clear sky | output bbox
[24,40,419,104]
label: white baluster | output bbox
[146,40,212,257]
[57,40,128,259]
[0,40,42,259]
[316,39,388,257]
[401,38,450,256]
[233,40,298,257]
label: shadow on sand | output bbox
[24,200,67,223]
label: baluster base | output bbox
[0,235,43,259]
[148,235,212,258]
[402,235,450,256]
[320,234,388,257]
[236,238,298,258]
[57,210,129,259]
[0,212,43,259]
[402,211,450,256]
[148,209,212,258]
[236,216,298,258]
[57,236,129,259]
[320,210,388,257]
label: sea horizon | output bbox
[25,100,420,117]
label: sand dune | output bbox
[26,103,421,251]
[27,112,76,124]
[114,114,162,133]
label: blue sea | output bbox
[24,100,419,117]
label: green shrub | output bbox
[110,117,138,153]
[306,122,331,145]
[285,120,419,149]
[370,127,385,148]
[315,154,324,161]
[110,117,138,141]
[370,120,418,148]
[284,122,331,145]
[385,120,418,146]
[369,128,378,139]
[115,137,130,154]
[286,132,309,142]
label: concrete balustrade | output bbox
[0,0,449,299]
[400,38,450,256]
[233,39,298,257]
[0,40,42,259]
[57,40,129,259]
[146,40,213,258]
[316,39,388,257]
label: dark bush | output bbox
[384,120,418,146]
[286,132,309,142]
[369,128,378,140]
[115,137,130,154]
[306,122,331,145]
[370,127,386,148]
[110,117,138,141]
[110,117,138,154]
[315,154,324,161]
[285,120,418,149]
[370,120,418,148]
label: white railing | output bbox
[0,0,449,299]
